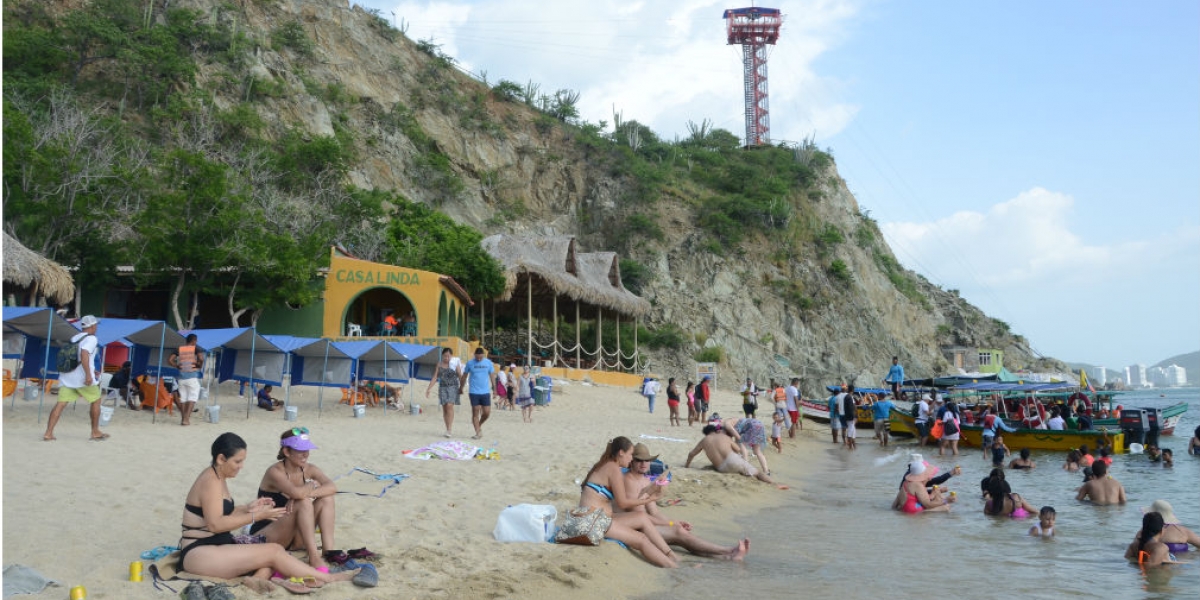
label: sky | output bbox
[353,0,1200,369]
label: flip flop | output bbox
[347,547,377,560]
[140,545,179,561]
[89,433,111,441]
[269,577,313,594]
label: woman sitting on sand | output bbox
[1125,512,1178,567]
[983,475,1038,518]
[573,436,679,567]
[180,432,374,593]
[892,454,955,514]
[251,428,373,569]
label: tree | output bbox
[384,195,505,301]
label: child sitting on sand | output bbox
[770,412,785,453]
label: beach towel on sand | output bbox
[3,564,59,597]
[403,440,482,461]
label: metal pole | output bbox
[318,341,330,417]
[152,327,167,424]
[526,279,532,367]
[245,330,257,419]
[36,310,52,422]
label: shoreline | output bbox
[1,380,831,598]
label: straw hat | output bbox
[904,454,939,482]
[631,443,659,462]
[1146,499,1180,524]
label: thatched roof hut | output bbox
[2,233,75,304]
[481,234,649,317]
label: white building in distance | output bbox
[1148,365,1187,388]
[1126,364,1148,387]
[1091,366,1107,387]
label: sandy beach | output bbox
[2,379,826,599]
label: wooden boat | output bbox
[887,410,1125,453]
[800,390,912,429]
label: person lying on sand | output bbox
[685,423,788,489]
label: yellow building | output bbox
[322,248,473,350]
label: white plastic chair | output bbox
[347,324,363,337]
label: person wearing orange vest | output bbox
[170,334,206,426]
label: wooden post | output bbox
[595,307,602,371]
[553,295,559,368]
[480,295,486,350]
[615,314,621,371]
[634,315,639,373]
[575,302,580,369]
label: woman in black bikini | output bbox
[251,428,372,570]
[576,436,678,567]
[180,433,365,593]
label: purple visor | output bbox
[281,434,318,451]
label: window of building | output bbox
[978,352,992,366]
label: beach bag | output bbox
[554,507,612,546]
[493,504,557,543]
[56,334,86,373]
[930,418,944,440]
[944,417,959,436]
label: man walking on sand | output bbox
[169,333,205,426]
[44,315,108,441]
[620,443,750,560]
[785,378,802,437]
[685,422,787,489]
[460,347,496,440]
[695,376,712,423]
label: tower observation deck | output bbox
[723,7,782,146]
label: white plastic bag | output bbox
[493,504,557,543]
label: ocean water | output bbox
[640,388,1199,600]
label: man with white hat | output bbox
[915,393,932,447]
[43,315,108,441]
[619,443,750,560]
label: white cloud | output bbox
[371,0,864,143]
[882,187,1200,365]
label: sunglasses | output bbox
[290,427,309,436]
[631,458,650,463]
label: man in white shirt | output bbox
[44,315,108,441]
[1046,407,1066,430]
[915,393,932,447]
[784,378,802,437]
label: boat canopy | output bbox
[950,382,1075,393]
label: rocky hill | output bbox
[4,0,1065,393]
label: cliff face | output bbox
[128,0,1058,390]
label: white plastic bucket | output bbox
[206,405,221,423]
[98,405,114,426]
[23,384,39,401]
[1128,442,1144,454]
[284,406,298,422]
[409,403,420,415]
[352,405,365,419]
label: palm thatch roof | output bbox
[2,233,75,304]
[482,234,649,317]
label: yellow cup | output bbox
[129,560,143,582]
[69,585,87,600]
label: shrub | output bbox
[829,259,852,284]
[694,346,724,363]
[271,20,315,58]
[640,324,687,350]
[619,258,652,295]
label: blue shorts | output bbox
[469,393,491,407]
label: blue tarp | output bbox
[190,328,285,385]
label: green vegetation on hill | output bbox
[2,0,504,327]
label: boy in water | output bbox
[991,434,1010,468]
[1161,448,1173,468]
[770,412,785,453]
[1029,506,1056,537]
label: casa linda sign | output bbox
[333,268,422,286]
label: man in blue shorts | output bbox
[459,347,497,439]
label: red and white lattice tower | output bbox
[723,6,782,146]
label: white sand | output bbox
[1,380,826,598]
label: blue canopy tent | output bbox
[2,307,81,419]
[263,335,354,417]
[93,318,187,424]
[190,328,285,418]
[332,340,419,415]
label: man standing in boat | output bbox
[883,356,905,400]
